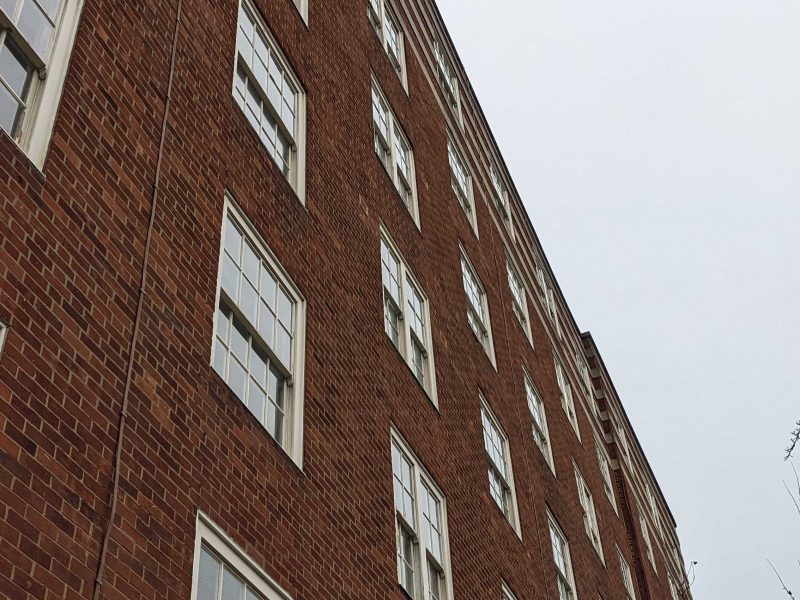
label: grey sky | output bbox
[436,0,800,597]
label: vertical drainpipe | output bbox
[91,1,183,598]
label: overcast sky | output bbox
[436,0,800,597]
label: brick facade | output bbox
[0,1,693,599]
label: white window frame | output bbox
[617,546,637,600]
[0,320,7,356]
[211,195,307,468]
[380,225,438,403]
[233,0,307,203]
[190,512,292,600]
[524,370,554,474]
[390,428,454,600]
[490,162,514,236]
[646,484,663,537]
[290,0,307,23]
[434,39,462,124]
[548,512,578,600]
[367,0,407,89]
[574,465,603,561]
[371,77,419,227]
[480,396,521,536]
[0,0,83,169]
[595,436,617,511]
[447,132,477,234]
[555,357,580,439]
[459,248,495,365]
[639,510,657,573]
[616,421,631,467]
[506,255,531,342]
[501,582,518,600]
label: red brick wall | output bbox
[0,1,685,599]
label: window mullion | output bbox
[413,468,427,599]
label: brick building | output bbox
[0,0,694,599]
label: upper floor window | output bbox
[668,573,681,600]
[234,0,306,201]
[646,484,663,536]
[481,397,520,534]
[460,250,494,363]
[548,514,578,600]
[555,358,580,438]
[372,79,419,226]
[447,133,477,233]
[367,0,406,86]
[639,511,657,572]
[490,163,513,230]
[524,371,554,472]
[213,198,306,466]
[380,227,437,400]
[618,547,636,600]
[616,421,631,467]
[391,430,453,600]
[434,40,461,122]
[0,0,82,167]
[506,257,531,340]
[191,513,293,600]
[595,436,617,510]
[575,466,603,560]
[576,350,593,399]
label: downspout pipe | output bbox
[92,1,183,597]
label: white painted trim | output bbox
[0,320,8,357]
[210,193,307,469]
[7,0,84,170]
[190,511,293,600]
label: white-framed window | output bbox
[490,163,513,232]
[447,133,477,233]
[371,78,419,225]
[548,513,578,600]
[668,573,680,600]
[391,429,454,600]
[546,286,562,339]
[234,0,307,201]
[367,0,406,87]
[576,350,593,400]
[480,397,520,534]
[555,358,580,438]
[191,512,292,600]
[639,511,656,572]
[524,371,554,473]
[380,226,437,401]
[0,0,83,168]
[501,582,518,600]
[0,320,7,356]
[616,421,631,467]
[460,250,494,363]
[617,546,636,600]
[574,465,603,560]
[212,197,306,466]
[646,484,663,537]
[506,256,531,340]
[595,436,616,510]
[433,40,461,121]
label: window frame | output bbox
[371,77,419,227]
[390,428,455,600]
[447,132,478,235]
[367,0,407,89]
[639,510,657,573]
[490,162,514,236]
[232,0,307,203]
[459,248,495,365]
[506,255,532,342]
[524,370,555,474]
[433,39,462,124]
[0,0,84,169]
[501,582,518,600]
[380,225,438,404]
[595,435,617,512]
[574,464,604,561]
[555,357,580,439]
[211,194,307,468]
[190,512,293,600]
[547,512,578,600]
[0,320,7,356]
[617,546,637,600]
[480,396,521,536]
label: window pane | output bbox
[221,567,244,600]
[0,40,32,98]
[17,0,54,58]
[197,548,221,600]
[0,82,22,136]
[0,0,16,18]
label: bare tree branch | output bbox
[786,420,800,460]
[768,559,796,599]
